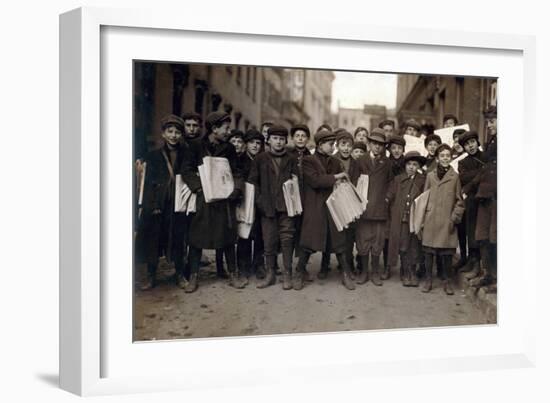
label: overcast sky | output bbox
[330,71,398,113]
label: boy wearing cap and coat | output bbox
[296,129,356,291]
[180,111,246,293]
[355,128,394,286]
[135,115,189,290]
[420,144,465,295]
[386,151,426,286]
[248,125,299,290]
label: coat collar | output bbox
[432,166,457,186]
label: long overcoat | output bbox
[299,152,346,253]
[180,135,243,250]
[386,172,426,267]
[458,151,485,248]
[135,143,188,265]
[421,168,465,249]
[355,153,394,220]
[475,135,497,243]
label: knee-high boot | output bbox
[336,253,355,290]
[422,254,433,293]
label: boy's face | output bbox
[382,125,394,137]
[351,148,365,160]
[405,126,419,137]
[318,140,335,155]
[268,134,286,152]
[453,141,464,154]
[162,125,183,146]
[405,160,420,176]
[464,138,479,155]
[337,139,353,159]
[355,130,368,144]
[246,139,262,156]
[437,149,452,167]
[212,122,231,142]
[184,119,201,138]
[486,117,497,136]
[369,140,385,156]
[230,136,245,154]
[443,118,457,128]
[292,130,309,149]
[389,143,404,159]
[426,140,439,156]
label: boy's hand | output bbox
[334,172,349,181]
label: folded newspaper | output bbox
[356,174,369,210]
[434,124,470,147]
[236,182,255,239]
[198,156,235,203]
[282,175,302,217]
[326,181,366,232]
[409,189,430,235]
[174,174,193,213]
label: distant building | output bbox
[303,70,335,132]
[337,104,397,133]
[396,74,497,144]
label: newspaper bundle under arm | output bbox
[356,174,369,209]
[282,175,302,217]
[236,182,255,239]
[174,174,193,213]
[410,189,431,235]
[198,156,235,203]
[325,181,366,232]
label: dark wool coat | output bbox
[389,155,406,177]
[180,135,244,250]
[299,152,347,253]
[356,153,394,220]
[287,146,310,199]
[247,151,299,218]
[475,135,497,242]
[458,151,486,248]
[334,154,361,184]
[421,167,465,249]
[386,172,426,267]
[135,143,188,265]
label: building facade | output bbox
[337,104,397,133]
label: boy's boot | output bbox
[356,255,370,284]
[337,253,355,290]
[370,255,383,286]
[294,252,310,290]
[228,264,246,289]
[317,252,330,280]
[281,244,294,290]
[381,264,391,280]
[464,250,481,280]
[257,255,277,289]
[183,258,199,294]
[141,263,157,291]
[442,256,454,295]
[409,264,419,287]
[471,243,491,287]
[422,255,433,293]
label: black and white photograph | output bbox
[132,62,498,341]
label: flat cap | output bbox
[336,130,354,144]
[387,134,406,147]
[404,151,427,166]
[352,141,367,152]
[424,133,442,147]
[228,129,245,142]
[404,119,421,131]
[367,127,387,144]
[378,119,395,129]
[181,111,202,122]
[452,128,467,140]
[205,111,231,130]
[484,105,497,118]
[314,129,336,145]
[267,125,289,139]
[458,130,480,147]
[317,123,333,132]
[443,113,459,125]
[160,114,185,131]
[244,129,264,144]
[290,124,311,138]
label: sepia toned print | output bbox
[133,61,497,341]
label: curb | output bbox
[455,272,497,323]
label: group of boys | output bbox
[135,106,497,296]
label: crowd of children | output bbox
[135,107,498,296]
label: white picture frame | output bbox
[60,6,537,396]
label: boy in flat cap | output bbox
[181,112,203,141]
[442,114,459,129]
[420,144,465,295]
[351,141,367,160]
[423,134,442,173]
[379,119,396,140]
[260,121,274,151]
[355,128,394,286]
[451,128,467,160]
[135,115,189,290]
[236,129,266,279]
[404,119,422,138]
[386,151,427,286]
[295,129,356,291]
[456,130,485,280]
[248,125,299,290]
[180,111,246,292]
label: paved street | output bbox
[134,252,492,341]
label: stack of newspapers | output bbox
[355,174,369,209]
[198,156,235,203]
[174,174,197,215]
[282,175,303,217]
[326,181,366,232]
[236,182,255,239]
